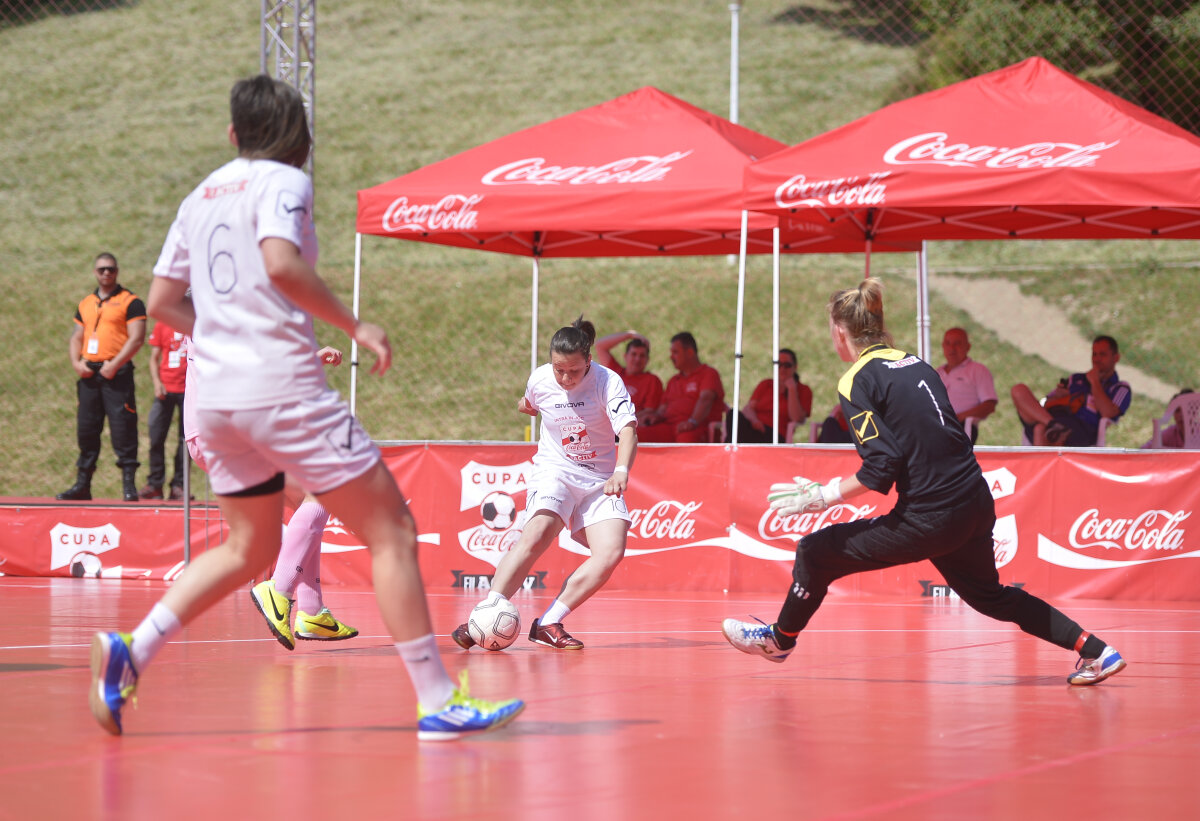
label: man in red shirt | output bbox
[638,332,725,443]
[140,320,188,500]
[594,329,664,425]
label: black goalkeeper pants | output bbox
[777,482,1086,652]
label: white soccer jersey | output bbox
[153,157,325,411]
[527,361,636,482]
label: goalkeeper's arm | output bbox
[828,474,866,503]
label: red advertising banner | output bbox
[3,444,1198,601]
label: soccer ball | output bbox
[467,597,521,651]
[69,551,103,578]
[480,490,517,531]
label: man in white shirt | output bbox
[935,328,997,443]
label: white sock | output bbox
[129,602,181,672]
[484,589,506,605]
[539,599,571,626]
[395,634,455,713]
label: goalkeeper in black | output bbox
[722,277,1126,686]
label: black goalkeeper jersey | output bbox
[838,344,987,511]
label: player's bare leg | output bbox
[451,512,562,650]
[489,511,565,599]
[161,491,285,622]
[90,489,286,735]
[315,461,432,641]
[528,518,627,650]
[555,518,628,610]
[318,460,524,737]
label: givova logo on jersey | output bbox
[457,459,533,568]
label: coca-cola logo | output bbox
[381,194,482,232]
[756,503,877,541]
[627,500,701,541]
[1068,508,1190,552]
[480,152,692,186]
[882,132,1120,169]
[465,527,523,554]
[774,172,890,209]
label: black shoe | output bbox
[122,470,139,503]
[56,472,92,501]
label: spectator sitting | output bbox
[816,403,853,444]
[726,348,812,443]
[1141,388,1195,449]
[594,329,664,426]
[935,327,997,443]
[638,332,725,443]
[1011,334,1131,446]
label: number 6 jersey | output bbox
[152,157,325,411]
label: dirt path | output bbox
[929,274,1174,403]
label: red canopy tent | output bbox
[742,56,1200,358]
[356,85,788,258]
[353,87,912,436]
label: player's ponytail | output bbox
[550,315,596,359]
[828,277,891,351]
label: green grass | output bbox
[2,0,1198,497]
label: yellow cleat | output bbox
[294,607,359,641]
[250,580,295,650]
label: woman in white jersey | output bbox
[453,316,638,651]
[87,75,522,741]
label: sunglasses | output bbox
[95,266,118,274]
[780,361,796,368]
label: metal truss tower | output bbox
[260,0,316,176]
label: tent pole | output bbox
[529,255,540,444]
[728,2,740,124]
[730,210,750,447]
[350,232,362,416]
[771,224,781,444]
[917,242,930,362]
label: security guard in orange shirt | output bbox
[57,253,146,502]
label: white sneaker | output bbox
[1067,645,1126,685]
[721,618,791,663]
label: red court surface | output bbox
[2,576,1198,820]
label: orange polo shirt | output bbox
[74,285,146,363]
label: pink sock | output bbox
[273,501,328,613]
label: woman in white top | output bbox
[87,75,521,741]
[453,316,638,650]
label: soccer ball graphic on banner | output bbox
[480,490,517,530]
[467,598,521,651]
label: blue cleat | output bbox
[1067,645,1126,685]
[722,618,792,664]
[417,670,524,741]
[89,631,139,735]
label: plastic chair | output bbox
[708,417,727,443]
[1151,392,1200,448]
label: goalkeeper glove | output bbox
[767,476,842,515]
